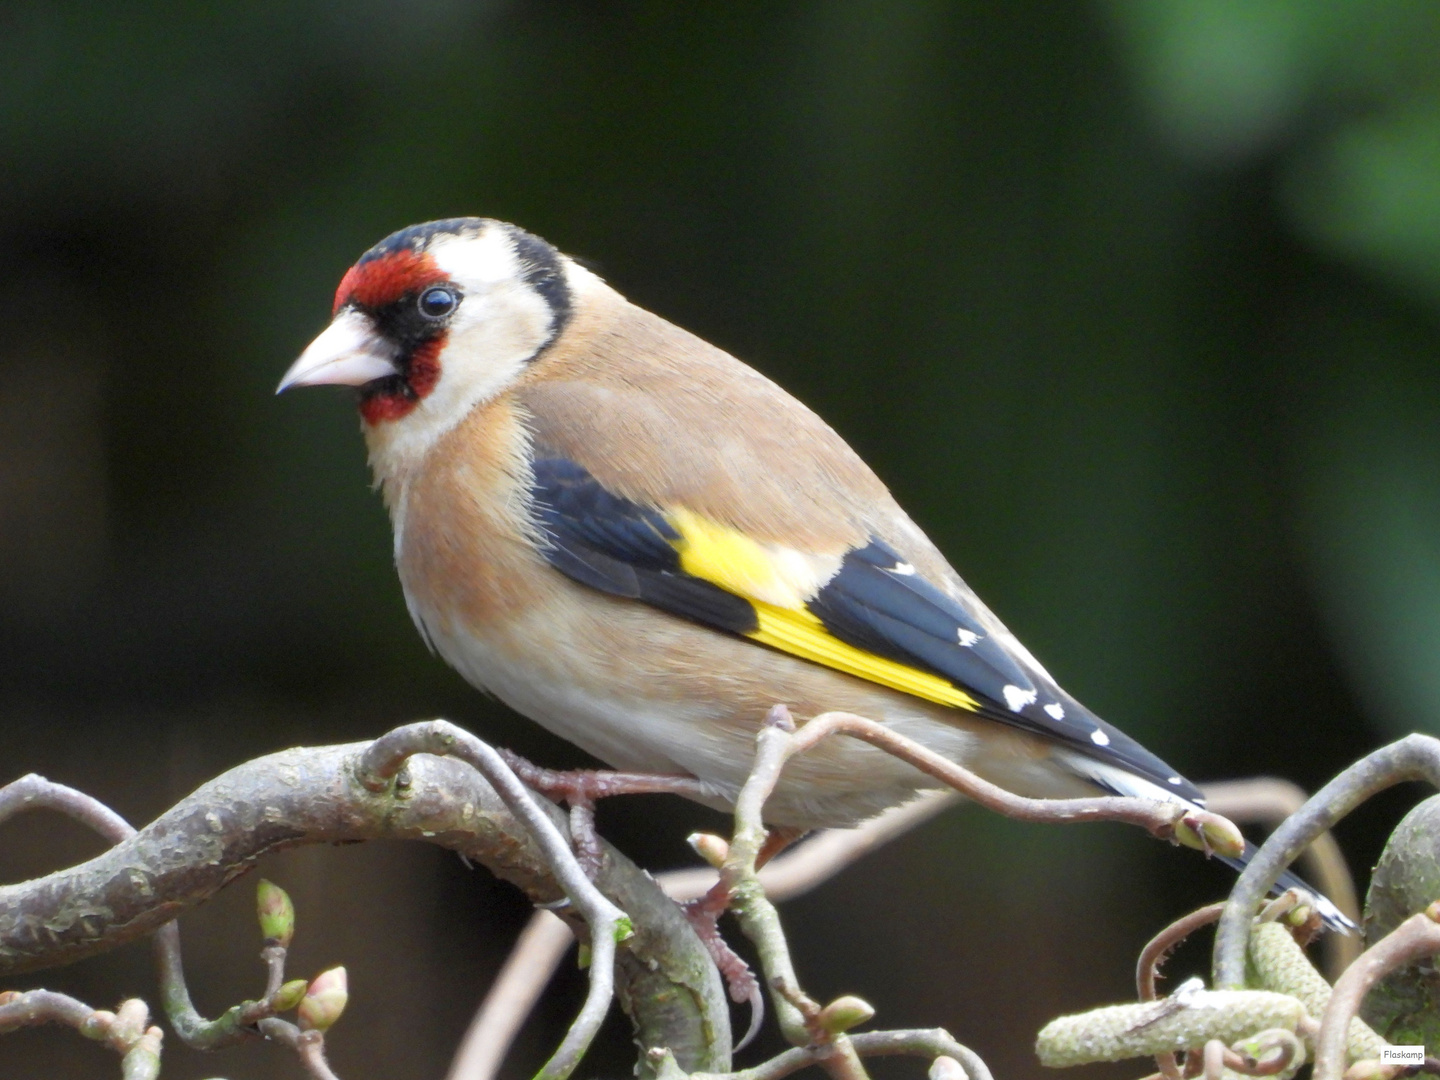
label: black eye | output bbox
[418,286,458,318]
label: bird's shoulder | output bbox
[512,289,911,556]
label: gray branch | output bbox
[0,738,731,1076]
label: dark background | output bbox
[2,3,1439,1078]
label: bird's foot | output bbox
[565,799,605,879]
[683,887,765,1051]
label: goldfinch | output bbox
[279,218,1347,927]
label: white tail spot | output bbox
[1090,728,1111,746]
[956,628,980,647]
[1043,702,1065,720]
[1002,685,1037,712]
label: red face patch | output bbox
[333,249,449,314]
[357,337,444,425]
[337,249,454,425]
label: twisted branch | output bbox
[1213,734,1440,990]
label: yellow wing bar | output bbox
[749,602,980,711]
[666,507,980,712]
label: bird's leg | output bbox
[497,749,709,876]
[497,750,710,802]
[756,825,806,868]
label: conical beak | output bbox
[276,310,400,393]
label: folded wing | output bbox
[530,454,1201,801]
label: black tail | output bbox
[1217,842,1356,933]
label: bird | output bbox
[278,216,1349,929]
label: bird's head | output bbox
[278,218,574,436]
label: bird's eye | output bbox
[418,286,458,319]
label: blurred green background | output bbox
[3,2,1440,1077]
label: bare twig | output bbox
[258,1017,342,1080]
[848,1029,994,1080]
[448,791,961,1080]
[0,988,100,1034]
[0,774,319,1059]
[454,768,1339,1080]
[447,909,575,1080]
[794,712,1242,852]
[1202,1038,1227,1079]
[1138,904,1228,1004]
[1312,908,1440,1080]
[1213,734,1440,990]
[1228,1027,1305,1076]
[655,1026,993,1080]
[0,991,166,1079]
[1136,904,1227,1080]
[1202,778,1361,975]
[716,708,998,1080]
[358,720,631,1080]
[722,708,816,1046]
[0,774,134,843]
[0,777,243,1052]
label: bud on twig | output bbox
[272,979,309,1013]
[256,879,295,948]
[1173,811,1245,859]
[112,998,149,1044]
[816,995,875,1034]
[688,832,730,868]
[928,1055,968,1080]
[297,967,348,1032]
[121,1026,164,1080]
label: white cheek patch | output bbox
[430,229,556,402]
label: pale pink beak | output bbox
[276,310,399,393]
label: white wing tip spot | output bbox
[1002,685,1037,712]
[1089,728,1111,746]
[956,628,981,647]
[1167,776,1184,785]
[889,562,917,576]
[1043,702,1065,720]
